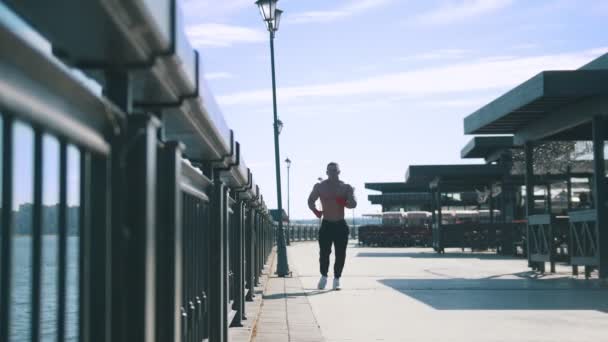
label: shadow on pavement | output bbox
[378,277,608,312]
[262,290,330,300]
[357,251,516,260]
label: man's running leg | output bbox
[333,221,349,279]
[318,221,331,288]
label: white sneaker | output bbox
[332,277,341,290]
[317,276,328,289]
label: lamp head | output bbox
[271,9,283,31]
[255,0,278,22]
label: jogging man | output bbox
[307,162,357,290]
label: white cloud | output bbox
[205,72,235,80]
[512,43,538,50]
[412,0,513,26]
[217,48,607,106]
[289,0,393,24]
[398,49,470,62]
[186,23,266,47]
[179,0,252,21]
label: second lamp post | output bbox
[256,0,289,276]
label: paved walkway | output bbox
[248,241,608,342]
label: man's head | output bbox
[326,162,340,181]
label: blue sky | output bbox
[180,0,607,219]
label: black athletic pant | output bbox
[318,219,349,278]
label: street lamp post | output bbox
[285,158,291,246]
[256,0,289,276]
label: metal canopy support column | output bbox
[209,177,227,342]
[546,182,556,274]
[488,192,497,250]
[430,188,436,251]
[592,116,607,278]
[566,166,578,276]
[434,183,444,253]
[524,142,536,269]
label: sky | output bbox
[7,1,606,217]
[178,0,608,220]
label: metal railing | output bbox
[0,3,320,342]
[288,224,321,242]
[568,209,599,278]
[527,214,569,273]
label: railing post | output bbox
[222,190,231,339]
[84,151,112,342]
[245,207,255,302]
[253,211,260,287]
[231,199,246,326]
[155,141,183,342]
[111,114,160,342]
[209,177,227,342]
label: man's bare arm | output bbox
[308,183,320,211]
[345,185,357,209]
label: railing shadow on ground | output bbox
[378,277,608,312]
[356,251,517,260]
[262,290,329,300]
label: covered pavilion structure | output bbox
[464,53,608,278]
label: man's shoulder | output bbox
[339,181,353,188]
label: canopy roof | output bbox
[365,182,429,193]
[461,136,516,159]
[368,193,480,206]
[463,54,608,143]
[368,193,432,205]
[405,164,506,186]
[463,70,608,136]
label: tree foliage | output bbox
[510,141,593,175]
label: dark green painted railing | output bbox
[0,3,319,342]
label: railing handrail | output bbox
[180,158,212,201]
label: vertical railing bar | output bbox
[195,197,200,342]
[193,196,198,342]
[31,129,43,342]
[185,195,192,342]
[203,201,210,339]
[189,196,195,342]
[79,149,91,342]
[199,198,205,341]
[193,197,198,342]
[197,197,202,342]
[180,193,187,342]
[182,194,188,342]
[191,196,196,342]
[0,115,14,342]
[57,140,68,342]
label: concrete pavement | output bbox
[248,241,608,342]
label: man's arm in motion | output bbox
[308,183,323,218]
[345,185,357,209]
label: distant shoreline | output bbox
[13,233,80,237]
